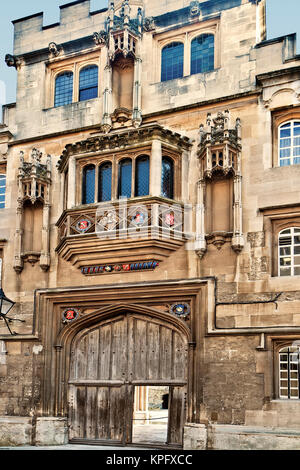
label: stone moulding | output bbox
[57,123,192,171]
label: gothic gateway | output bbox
[0,0,300,449]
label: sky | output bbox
[0,0,299,109]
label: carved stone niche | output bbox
[196,110,244,258]
[100,0,143,134]
[14,149,52,273]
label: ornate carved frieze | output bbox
[57,123,192,171]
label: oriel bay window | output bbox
[79,152,178,205]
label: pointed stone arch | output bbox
[55,304,191,446]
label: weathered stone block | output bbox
[183,424,207,450]
[35,418,68,446]
[0,417,32,447]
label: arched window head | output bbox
[279,345,300,399]
[0,174,6,209]
[118,159,132,199]
[135,155,149,197]
[82,164,95,204]
[161,156,174,199]
[79,65,99,102]
[191,34,214,75]
[161,42,184,82]
[278,227,300,276]
[279,121,300,167]
[98,162,112,202]
[54,71,73,107]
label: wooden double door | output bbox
[68,313,188,446]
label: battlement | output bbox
[11,0,265,56]
[12,0,108,56]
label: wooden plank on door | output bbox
[97,386,110,440]
[167,386,186,446]
[86,386,98,440]
[109,386,126,442]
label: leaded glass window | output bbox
[191,34,214,75]
[161,157,174,199]
[279,346,300,399]
[82,165,95,204]
[279,121,300,166]
[79,65,99,102]
[0,174,6,209]
[54,71,73,107]
[98,162,112,202]
[135,156,149,197]
[118,159,132,199]
[161,42,184,82]
[278,227,300,276]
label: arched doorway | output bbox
[67,312,188,447]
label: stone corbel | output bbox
[143,17,155,32]
[0,126,13,159]
[48,42,62,58]
[93,31,108,46]
[5,54,22,70]
[189,1,201,18]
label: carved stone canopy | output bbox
[199,110,242,152]
[18,149,51,205]
[198,110,242,179]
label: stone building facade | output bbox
[0,0,300,449]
